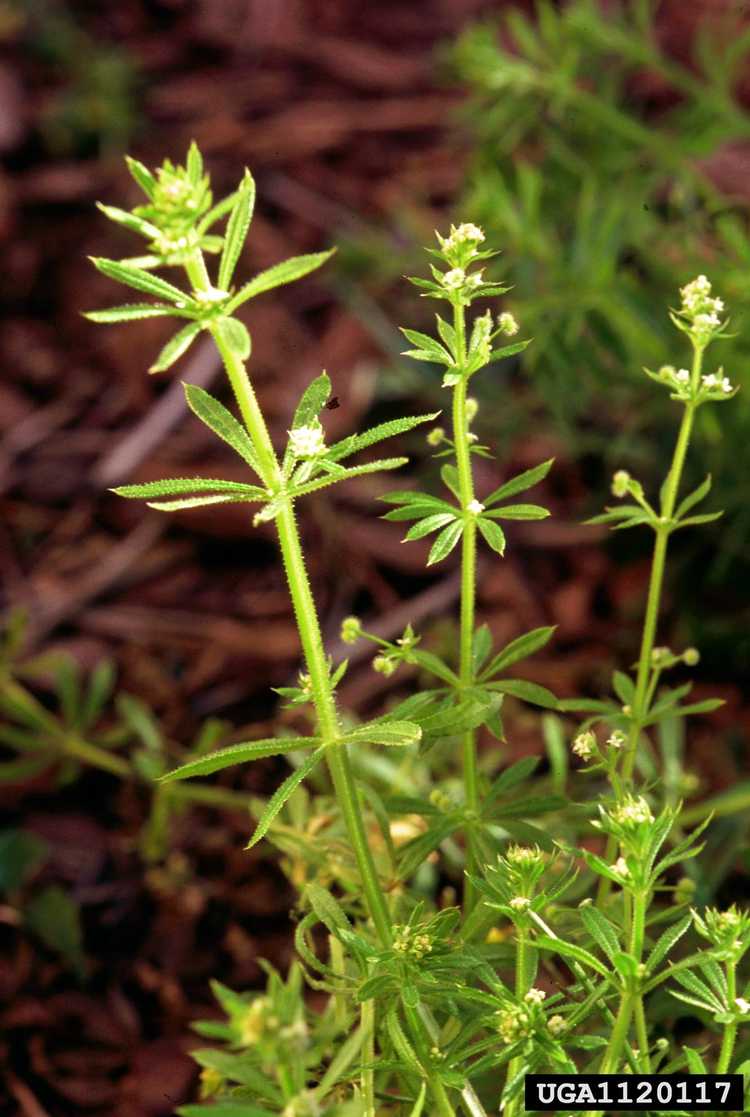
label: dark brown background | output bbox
[1,2,748,1114]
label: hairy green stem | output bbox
[361,999,375,1117]
[505,927,531,1117]
[599,345,701,904]
[209,312,464,1115]
[717,960,737,1074]
[451,300,480,915]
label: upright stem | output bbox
[717,960,737,1074]
[599,346,700,904]
[209,317,463,1115]
[451,301,480,915]
[504,927,531,1117]
[621,393,696,784]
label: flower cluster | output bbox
[288,422,326,459]
[692,905,750,962]
[371,623,421,677]
[339,615,363,645]
[437,222,486,266]
[610,795,653,828]
[678,275,725,342]
[392,923,433,959]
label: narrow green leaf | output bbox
[675,474,711,520]
[218,170,256,289]
[427,519,463,565]
[186,141,204,183]
[400,328,451,364]
[114,478,265,500]
[290,372,331,431]
[484,503,549,521]
[404,512,456,542]
[149,321,203,373]
[214,317,251,361]
[161,736,319,782]
[292,457,408,498]
[90,257,187,304]
[306,881,352,935]
[579,905,621,963]
[673,511,723,529]
[246,746,326,847]
[86,303,185,323]
[483,757,539,808]
[647,914,692,973]
[534,933,609,978]
[440,463,461,499]
[343,720,422,748]
[477,517,506,555]
[411,650,460,686]
[184,384,263,476]
[226,250,335,312]
[480,627,556,679]
[488,338,532,362]
[146,493,262,511]
[328,413,439,463]
[125,155,156,198]
[96,202,159,239]
[489,679,558,709]
[484,459,554,506]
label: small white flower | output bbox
[607,730,626,750]
[675,368,690,384]
[524,988,547,1005]
[694,311,720,330]
[498,311,519,336]
[735,997,750,1014]
[453,222,485,244]
[466,271,483,288]
[467,499,484,516]
[442,267,466,289]
[702,373,720,390]
[509,896,531,911]
[611,795,653,827]
[613,857,630,878]
[288,424,326,458]
[195,285,229,304]
[721,376,733,393]
[572,731,596,761]
[547,1014,566,1036]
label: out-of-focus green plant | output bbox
[20,0,139,155]
[448,0,750,593]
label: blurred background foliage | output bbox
[338,0,750,673]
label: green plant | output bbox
[447,0,750,659]
[88,145,749,1115]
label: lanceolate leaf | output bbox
[480,627,556,680]
[427,519,463,565]
[149,321,202,373]
[290,372,331,431]
[477,518,506,555]
[86,303,188,323]
[114,478,266,500]
[226,250,335,312]
[184,384,263,476]
[484,503,549,521]
[90,257,188,303]
[246,745,327,848]
[125,155,156,198]
[675,474,712,520]
[328,413,439,463]
[218,169,256,289]
[484,459,554,506]
[96,203,159,240]
[161,736,320,781]
[147,493,263,511]
[214,317,251,361]
[487,679,559,709]
[342,721,422,748]
[292,458,408,498]
[488,339,531,362]
[404,513,456,541]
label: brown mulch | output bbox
[1,1,748,1114]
